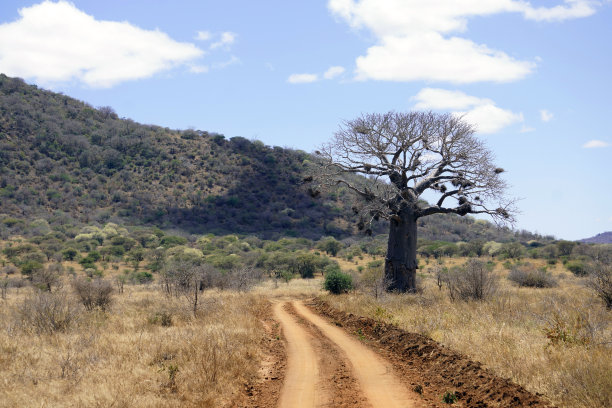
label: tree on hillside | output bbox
[307,111,515,292]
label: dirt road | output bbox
[273,300,420,408]
[238,299,553,408]
[272,302,321,407]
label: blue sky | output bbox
[0,0,610,240]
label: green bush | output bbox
[20,260,44,277]
[61,247,79,261]
[442,391,458,404]
[324,270,353,294]
[129,270,153,284]
[566,260,587,276]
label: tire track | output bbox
[284,302,370,408]
[273,302,324,408]
[292,300,420,408]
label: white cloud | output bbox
[287,73,319,84]
[328,0,599,83]
[189,65,209,74]
[520,125,536,133]
[323,65,345,79]
[195,31,211,41]
[582,140,610,148]
[540,109,554,122]
[459,104,524,134]
[0,1,204,88]
[413,87,523,134]
[212,55,240,69]
[414,88,491,110]
[210,32,237,50]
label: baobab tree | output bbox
[307,111,515,292]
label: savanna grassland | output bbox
[324,258,612,408]
[0,283,266,408]
[1,241,610,407]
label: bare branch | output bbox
[307,111,516,230]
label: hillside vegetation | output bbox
[1,74,546,244]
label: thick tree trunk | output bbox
[384,208,418,292]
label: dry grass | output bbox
[323,259,612,408]
[252,275,324,298]
[0,284,266,408]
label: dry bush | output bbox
[356,264,393,299]
[15,289,80,334]
[587,261,612,309]
[72,277,113,311]
[444,258,497,301]
[227,266,262,292]
[32,263,63,292]
[508,263,557,288]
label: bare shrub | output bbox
[587,261,612,309]
[227,266,262,291]
[16,290,80,334]
[508,263,557,288]
[358,264,392,299]
[72,278,114,311]
[1,265,18,275]
[162,260,209,314]
[444,258,497,301]
[32,263,63,292]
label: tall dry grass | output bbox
[323,263,612,408]
[0,284,266,408]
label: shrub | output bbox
[20,260,43,277]
[324,263,341,275]
[129,270,153,284]
[587,261,612,309]
[148,311,173,327]
[317,237,342,256]
[324,270,353,294]
[508,264,557,288]
[295,253,317,278]
[32,263,63,291]
[16,290,80,334]
[566,260,587,276]
[72,278,114,311]
[61,247,78,261]
[442,391,458,404]
[444,258,497,301]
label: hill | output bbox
[0,74,546,243]
[581,231,612,244]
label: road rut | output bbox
[274,300,420,408]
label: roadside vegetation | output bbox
[1,218,610,407]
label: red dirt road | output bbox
[237,299,554,408]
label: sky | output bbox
[0,0,610,240]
